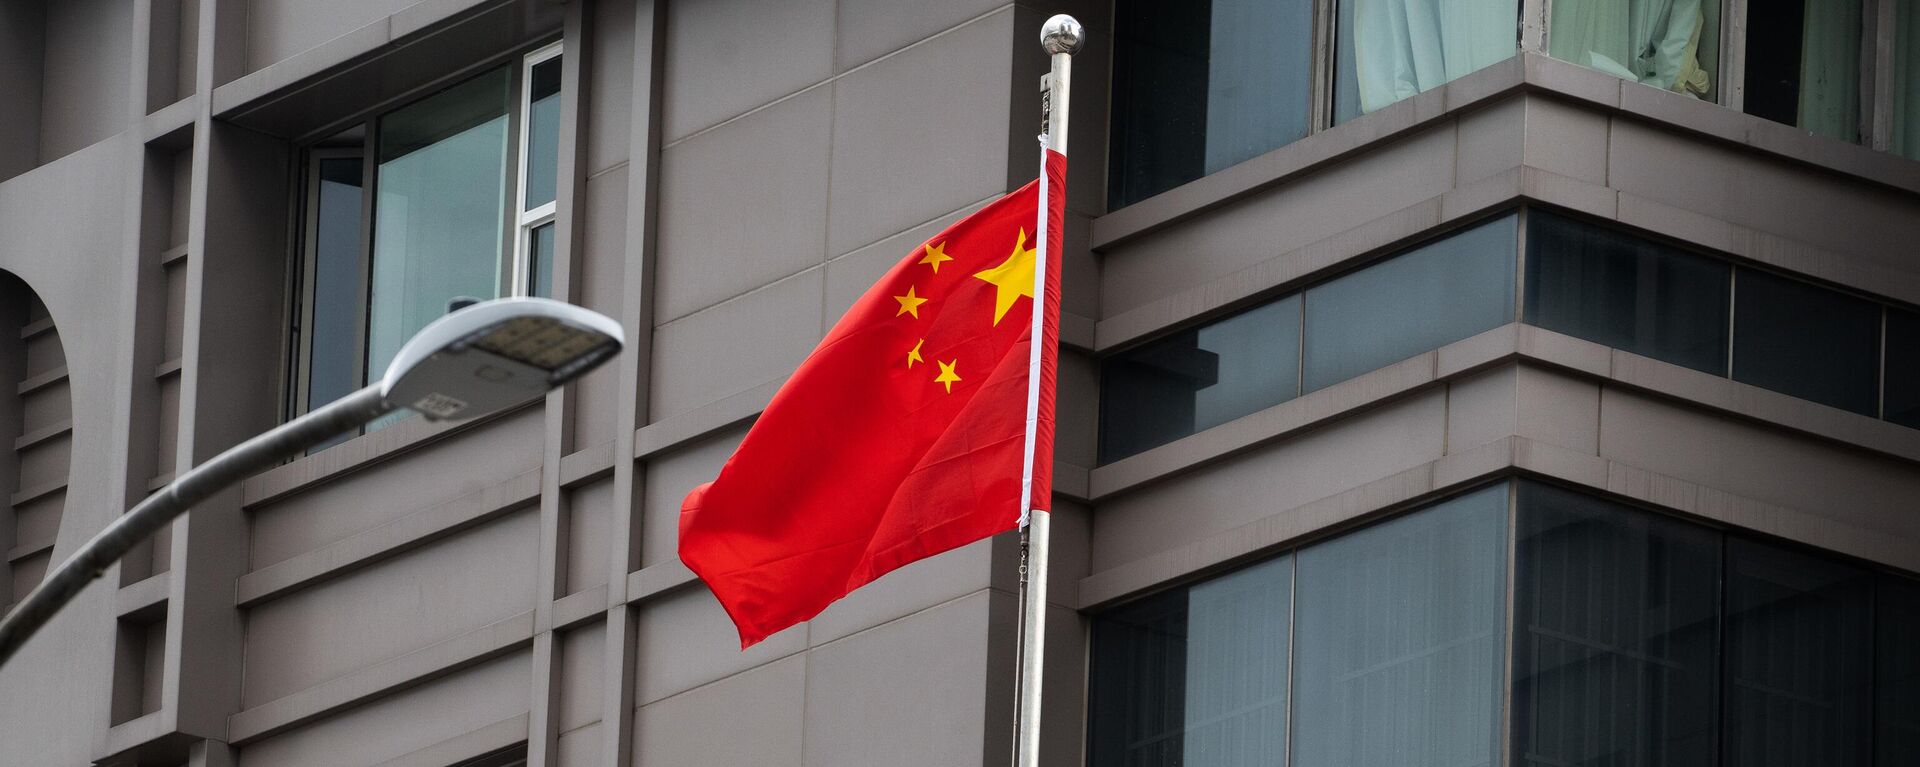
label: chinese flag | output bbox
[680,150,1066,647]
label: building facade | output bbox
[0,0,1916,765]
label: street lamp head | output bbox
[381,297,625,421]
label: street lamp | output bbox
[0,297,624,668]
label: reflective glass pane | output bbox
[1731,268,1879,415]
[369,67,512,381]
[1895,0,1920,158]
[307,157,364,414]
[1089,556,1293,767]
[1743,0,1862,142]
[525,56,562,211]
[1108,0,1311,208]
[1334,0,1518,123]
[1546,0,1720,101]
[1099,296,1300,462]
[1879,574,1920,766]
[1513,482,1721,767]
[1885,308,1920,428]
[529,222,555,299]
[1724,538,1871,767]
[1292,484,1506,767]
[1525,211,1730,375]
[1303,214,1516,392]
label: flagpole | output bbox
[1015,14,1080,767]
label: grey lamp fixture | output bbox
[0,297,624,668]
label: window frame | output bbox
[284,38,565,431]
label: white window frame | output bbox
[511,41,564,298]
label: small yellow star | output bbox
[906,339,925,368]
[972,228,1035,325]
[918,241,954,273]
[894,286,929,318]
[934,359,960,393]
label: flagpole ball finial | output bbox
[1040,14,1083,56]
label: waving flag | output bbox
[679,149,1067,647]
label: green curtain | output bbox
[1893,0,1920,157]
[1798,0,1862,142]
[1548,0,1711,97]
[1352,0,1516,113]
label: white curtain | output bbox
[1352,0,1517,113]
[1549,0,1711,96]
[1798,0,1863,141]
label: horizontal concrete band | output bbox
[1091,53,1920,252]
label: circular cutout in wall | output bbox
[0,272,71,608]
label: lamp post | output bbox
[0,297,625,668]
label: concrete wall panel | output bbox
[833,0,1002,73]
[648,268,823,420]
[640,426,745,567]
[1092,390,1449,572]
[660,0,833,143]
[634,652,806,767]
[573,165,630,449]
[235,650,531,767]
[802,590,993,767]
[656,87,831,322]
[37,0,130,163]
[557,621,603,732]
[558,720,602,766]
[827,8,1015,256]
[247,407,544,568]
[241,509,538,706]
[585,0,636,176]
[565,478,613,594]
[244,0,418,72]
[635,585,806,704]
[1600,387,1920,537]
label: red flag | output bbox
[679,150,1066,647]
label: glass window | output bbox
[1108,0,1313,208]
[1302,214,1516,392]
[1880,574,1920,765]
[305,156,365,418]
[1099,296,1300,462]
[523,56,562,211]
[529,221,556,300]
[1742,0,1862,142]
[1088,556,1293,767]
[1333,0,1519,124]
[1885,308,1920,428]
[1546,0,1720,100]
[369,67,513,381]
[1731,268,1880,416]
[1896,0,1920,159]
[1723,538,1872,767]
[1513,482,1722,767]
[1525,211,1731,375]
[1292,484,1506,767]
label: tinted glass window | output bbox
[1744,0,1862,142]
[1724,538,1871,767]
[306,157,364,452]
[1880,574,1920,765]
[1513,482,1722,766]
[1732,269,1880,415]
[1292,485,1506,767]
[1303,215,1516,391]
[529,222,556,299]
[525,56,563,211]
[1885,308,1920,427]
[1108,0,1312,208]
[1089,556,1292,767]
[1099,296,1300,461]
[1525,211,1730,375]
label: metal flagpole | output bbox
[1015,14,1080,767]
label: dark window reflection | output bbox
[307,156,364,453]
[1732,269,1880,415]
[1108,0,1312,209]
[530,222,556,299]
[1526,212,1730,375]
[1513,482,1721,766]
[1099,296,1299,462]
[1884,308,1920,427]
[1879,574,1920,765]
[1724,538,1871,767]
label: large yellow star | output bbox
[894,286,928,318]
[934,359,961,393]
[971,228,1034,325]
[906,338,925,368]
[918,241,953,273]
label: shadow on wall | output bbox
[0,271,71,610]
